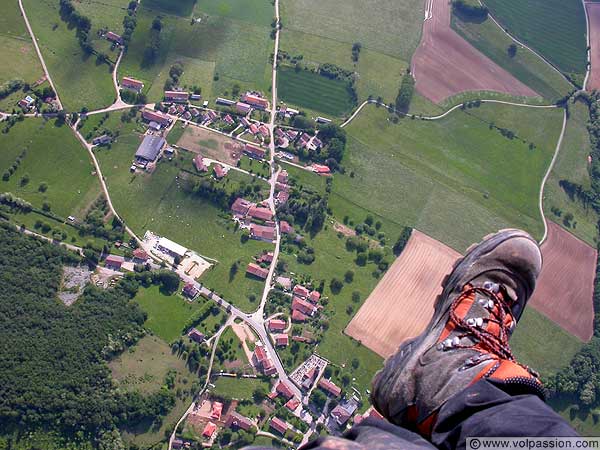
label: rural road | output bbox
[18,0,64,110]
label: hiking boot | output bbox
[370,229,544,436]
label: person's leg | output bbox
[432,378,577,450]
[369,229,577,446]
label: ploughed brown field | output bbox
[586,3,600,91]
[529,221,596,342]
[344,230,461,358]
[412,0,537,103]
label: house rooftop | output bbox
[135,135,165,162]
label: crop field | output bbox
[528,221,596,342]
[94,131,272,312]
[120,8,271,103]
[483,0,587,77]
[451,14,572,101]
[412,0,537,104]
[278,68,356,117]
[345,230,460,357]
[279,30,407,104]
[194,0,274,27]
[335,103,563,252]
[142,0,196,17]
[543,101,597,245]
[21,0,116,111]
[0,119,100,219]
[280,0,422,62]
[175,124,245,166]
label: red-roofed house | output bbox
[269,417,288,435]
[193,154,208,172]
[312,164,331,175]
[202,421,217,438]
[242,93,269,109]
[262,358,276,375]
[277,170,288,184]
[268,319,286,331]
[132,248,149,262]
[292,309,308,322]
[105,255,124,270]
[247,263,269,279]
[211,402,223,420]
[224,114,234,125]
[236,102,252,114]
[276,381,294,399]
[285,397,301,411]
[244,143,266,160]
[121,77,144,92]
[183,283,199,299]
[226,412,253,431]
[280,221,293,234]
[275,334,289,347]
[293,285,310,298]
[142,109,171,126]
[275,191,289,204]
[213,164,226,179]
[250,224,276,242]
[309,290,321,303]
[231,197,254,216]
[318,378,342,397]
[188,328,205,343]
[248,206,274,221]
[249,123,259,134]
[258,125,269,137]
[257,251,274,263]
[164,91,189,102]
[292,297,316,316]
[105,31,123,44]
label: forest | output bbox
[0,223,176,447]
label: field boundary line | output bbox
[538,108,567,245]
[583,0,592,90]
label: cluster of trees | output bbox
[80,198,126,243]
[0,224,188,444]
[0,192,33,212]
[59,0,94,55]
[317,123,347,164]
[121,1,138,49]
[0,79,23,100]
[319,63,354,81]
[451,0,489,20]
[396,71,415,113]
[351,42,362,63]
[188,176,263,210]
[2,149,26,181]
[278,186,328,234]
[393,226,413,255]
[143,16,163,66]
[164,62,184,90]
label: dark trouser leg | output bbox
[431,379,578,450]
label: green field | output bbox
[544,100,597,246]
[94,124,272,312]
[21,0,116,111]
[194,0,274,27]
[143,0,197,17]
[451,14,572,101]
[212,375,270,400]
[119,6,271,103]
[335,103,563,252]
[278,68,356,117]
[483,0,587,77]
[511,308,584,377]
[0,119,101,219]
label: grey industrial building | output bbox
[135,135,165,163]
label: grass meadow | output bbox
[278,68,356,117]
[483,0,587,77]
[336,103,563,252]
[543,100,598,246]
[212,376,270,401]
[21,0,116,111]
[119,6,272,104]
[194,0,274,27]
[94,125,272,312]
[0,119,100,219]
[451,14,572,101]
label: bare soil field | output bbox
[586,3,600,91]
[176,125,244,166]
[412,0,537,103]
[345,230,460,358]
[529,221,596,342]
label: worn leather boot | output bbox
[371,229,544,437]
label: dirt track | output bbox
[586,3,600,91]
[529,221,596,342]
[344,230,460,358]
[412,0,538,103]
